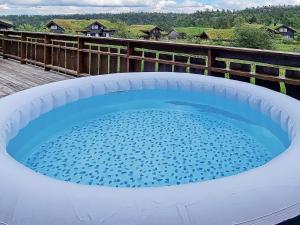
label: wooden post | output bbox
[44,34,51,71]
[20,33,27,64]
[126,41,134,72]
[2,31,8,59]
[207,49,215,75]
[77,37,84,75]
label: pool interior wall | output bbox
[7,89,290,187]
[1,73,300,225]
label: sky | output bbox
[0,0,299,15]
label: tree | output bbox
[114,21,135,39]
[249,16,258,24]
[2,5,300,31]
[234,24,273,49]
[233,16,246,27]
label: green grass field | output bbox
[273,40,300,53]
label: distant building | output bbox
[46,20,65,33]
[264,27,280,35]
[194,32,210,40]
[194,29,234,42]
[140,26,164,40]
[0,20,14,30]
[46,19,116,37]
[79,21,115,37]
[273,24,297,39]
[167,29,186,40]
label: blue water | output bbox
[8,89,290,187]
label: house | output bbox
[271,24,297,39]
[264,27,280,35]
[46,19,116,36]
[46,20,65,33]
[79,21,115,37]
[167,29,186,40]
[194,29,234,41]
[0,20,14,30]
[194,32,210,40]
[139,26,164,40]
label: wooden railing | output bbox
[1,30,300,100]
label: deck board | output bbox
[0,58,73,98]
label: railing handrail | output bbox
[1,30,300,57]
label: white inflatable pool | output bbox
[0,72,300,225]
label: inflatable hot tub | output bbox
[0,72,300,225]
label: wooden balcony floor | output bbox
[0,58,73,98]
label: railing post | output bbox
[207,49,215,75]
[77,37,84,75]
[126,41,134,72]
[44,34,51,71]
[20,32,27,64]
[2,31,8,59]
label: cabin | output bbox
[0,20,14,30]
[195,32,210,40]
[79,21,115,37]
[46,21,65,33]
[272,24,297,39]
[194,29,234,42]
[46,19,116,36]
[167,29,186,40]
[140,26,164,40]
[264,27,280,35]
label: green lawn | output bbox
[273,40,300,53]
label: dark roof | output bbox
[46,20,65,31]
[167,29,186,38]
[264,27,280,34]
[0,20,14,28]
[167,29,177,35]
[195,32,210,39]
[140,30,151,34]
[140,26,164,34]
[273,24,297,33]
[167,29,185,35]
[85,21,106,29]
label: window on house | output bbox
[279,28,288,32]
[91,25,99,30]
[50,25,57,30]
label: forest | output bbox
[1,5,300,30]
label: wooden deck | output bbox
[0,58,73,98]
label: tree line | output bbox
[1,5,300,31]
